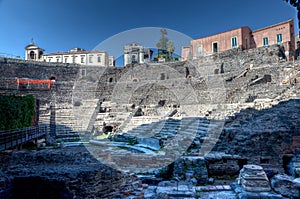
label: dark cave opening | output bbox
[10,176,73,199]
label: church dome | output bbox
[25,39,40,50]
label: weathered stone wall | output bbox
[0,44,286,107]
[0,58,80,105]
[0,58,79,81]
[212,99,300,170]
[190,44,280,75]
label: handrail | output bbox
[0,126,47,151]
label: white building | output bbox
[25,40,45,61]
[108,56,115,67]
[43,48,110,66]
[25,41,115,67]
[124,42,152,66]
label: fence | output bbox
[0,52,24,60]
[0,126,48,151]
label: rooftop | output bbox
[44,49,106,56]
[252,19,293,33]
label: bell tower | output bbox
[25,39,45,61]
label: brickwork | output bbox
[183,19,295,60]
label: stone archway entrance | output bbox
[102,125,113,133]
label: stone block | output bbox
[271,174,300,198]
[238,165,271,192]
[173,156,207,185]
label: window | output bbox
[245,38,248,49]
[29,51,35,59]
[132,55,136,62]
[231,37,238,48]
[73,56,76,63]
[64,58,68,63]
[56,59,59,62]
[49,59,51,62]
[97,56,101,63]
[38,51,43,59]
[263,37,269,46]
[89,56,93,63]
[81,69,86,76]
[212,42,218,53]
[277,34,282,44]
[81,57,84,63]
[197,46,202,56]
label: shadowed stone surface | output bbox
[0,147,144,199]
[271,174,300,198]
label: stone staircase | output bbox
[102,116,222,154]
[94,101,132,133]
[38,104,50,131]
[54,99,100,140]
[89,115,226,174]
[122,116,164,134]
[281,62,300,85]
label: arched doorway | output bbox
[29,51,35,60]
[103,126,113,133]
[38,51,43,59]
[50,76,56,81]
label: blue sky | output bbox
[0,0,297,65]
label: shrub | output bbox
[0,94,35,130]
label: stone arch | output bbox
[108,77,113,83]
[38,50,43,59]
[103,125,113,133]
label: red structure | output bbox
[17,78,55,89]
[182,19,295,60]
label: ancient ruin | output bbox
[0,43,300,198]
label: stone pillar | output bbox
[47,87,56,145]
[139,52,144,64]
[124,54,129,66]
[238,164,271,192]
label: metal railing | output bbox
[0,52,24,60]
[0,126,47,151]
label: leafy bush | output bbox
[0,94,35,130]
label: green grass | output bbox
[96,133,110,140]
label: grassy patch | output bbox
[96,133,110,140]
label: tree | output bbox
[156,29,175,61]
[156,29,168,51]
[167,40,175,60]
[284,0,300,35]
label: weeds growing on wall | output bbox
[0,94,35,130]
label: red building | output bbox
[182,19,295,60]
